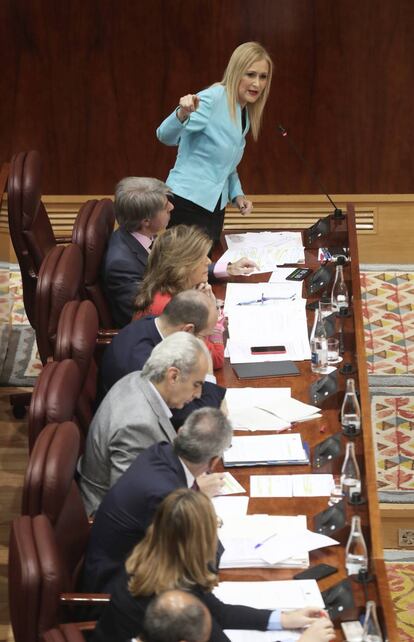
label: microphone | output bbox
[277,124,344,220]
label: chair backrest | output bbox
[42,624,86,642]
[22,421,90,583]
[28,360,82,452]
[35,244,83,364]
[72,198,115,328]
[54,300,99,432]
[9,514,65,642]
[7,150,56,326]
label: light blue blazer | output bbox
[156,84,249,212]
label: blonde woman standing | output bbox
[157,42,273,240]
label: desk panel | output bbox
[214,207,398,640]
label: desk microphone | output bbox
[277,124,345,220]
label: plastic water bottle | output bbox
[310,305,328,373]
[341,378,361,434]
[341,441,361,499]
[345,515,368,576]
[331,258,349,312]
[362,600,383,641]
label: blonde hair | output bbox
[221,41,273,141]
[135,225,212,312]
[126,489,218,596]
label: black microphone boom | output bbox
[277,124,344,220]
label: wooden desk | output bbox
[214,206,398,640]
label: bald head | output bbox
[140,589,212,642]
[160,290,218,337]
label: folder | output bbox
[232,361,300,379]
[223,434,309,467]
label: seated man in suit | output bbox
[138,591,212,642]
[82,407,232,593]
[102,176,258,327]
[96,289,226,427]
[78,332,212,515]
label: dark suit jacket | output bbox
[92,567,272,642]
[82,442,188,593]
[97,315,226,428]
[102,227,149,328]
[102,227,219,328]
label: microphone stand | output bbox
[277,124,345,220]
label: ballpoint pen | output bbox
[254,532,277,549]
[237,293,296,305]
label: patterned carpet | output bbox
[361,270,414,386]
[372,390,414,503]
[386,561,414,641]
[0,267,41,386]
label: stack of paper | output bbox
[255,397,322,424]
[218,515,309,568]
[250,474,334,497]
[214,578,324,610]
[218,514,339,569]
[224,289,311,362]
[225,388,291,431]
[215,579,325,642]
[223,434,309,467]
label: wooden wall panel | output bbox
[1,0,414,196]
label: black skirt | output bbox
[168,194,225,241]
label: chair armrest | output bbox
[75,621,98,631]
[60,592,110,604]
[55,236,73,244]
[97,328,118,345]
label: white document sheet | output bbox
[258,529,339,566]
[250,474,334,498]
[223,631,300,641]
[226,406,291,432]
[223,434,308,466]
[214,579,324,610]
[218,514,309,568]
[291,474,334,497]
[224,282,303,311]
[216,472,246,495]
[212,496,249,519]
[250,474,295,497]
[224,232,305,269]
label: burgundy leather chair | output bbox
[42,624,87,642]
[35,243,83,365]
[7,150,71,328]
[22,421,88,555]
[54,301,99,432]
[28,359,82,452]
[72,198,115,329]
[8,514,109,642]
